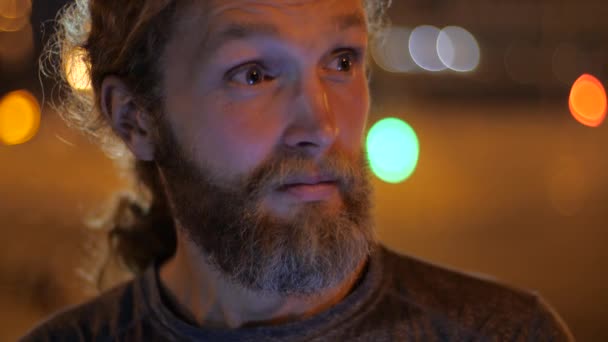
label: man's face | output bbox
[156,0,374,295]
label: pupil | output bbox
[339,57,352,71]
[247,69,261,85]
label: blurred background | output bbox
[1,0,607,340]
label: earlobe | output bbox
[100,76,156,161]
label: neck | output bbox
[158,233,367,329]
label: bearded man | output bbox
[23,0,573,341]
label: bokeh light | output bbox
[372,25,480,74]
[0,0,31,32]
[371,27,417,73]
[0,12,28,32]
[366,117,420,184]
[436,26,480,72]
[569,74,607,127]
[0,0,33,72]
[65,48,92,91]
[0,0,31,19]
[0,90,41,145]
[0,22,33,70]
[409,25,446,72]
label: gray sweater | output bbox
[21,245,573,341]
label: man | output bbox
[23,0,573,341]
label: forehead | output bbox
[205,0,364,16]
[174,0,367,43]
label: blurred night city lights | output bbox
[0,0,33,73]
[371,27,417,73]
[436,26,480,72]
[0,0,31,32]
[372,25,480,74]
[409,25,446,72]
[0,89,40,145]
[569,74,607,127]
[366,118,420,184]
[1,2,608,341]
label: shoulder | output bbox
[376,245,574,340]
[379,245,539,314]
[19,279,148,342]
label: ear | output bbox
[100,76,156,161]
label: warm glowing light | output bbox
[409,25,446,72]
[436,26,480,72]
[0,0,31,32]
[0,22,33,69]
[0,0,31,18]
[366,118,419,184]
[65,48,92,91]
[569,74,607,127]
[0,12,28,32]
[0,90,40,145]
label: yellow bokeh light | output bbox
[0,22,33,67]
[0,90,40,145]
[0,13,28,32]
[0,0,31,19]
[0,0,31,32]
[65,48,92,91]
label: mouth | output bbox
[278,176,339,202]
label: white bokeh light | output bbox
[409,25,446,72]
[371,26,417,73]
[436,26,480,72]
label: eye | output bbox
[337,55,353,72]
[226,63,275,86]
[328,49,361,73]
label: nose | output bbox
[282,77,339,157]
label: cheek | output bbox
[333,81,369,150]
[191,91,288,176]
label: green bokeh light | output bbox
[366,117,420,183]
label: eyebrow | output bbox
[207,12,367,51]
[216,22,280,43]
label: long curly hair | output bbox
[41,0,392,290]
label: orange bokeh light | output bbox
[0,89,40,145]
[569,74,607,127]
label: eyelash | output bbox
[331,48,363,69]
[224,47,363,86]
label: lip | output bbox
[282,181,338,202]
[282,174,337,186]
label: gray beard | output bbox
[156,123,376,296]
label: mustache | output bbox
[244,148,364,197]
